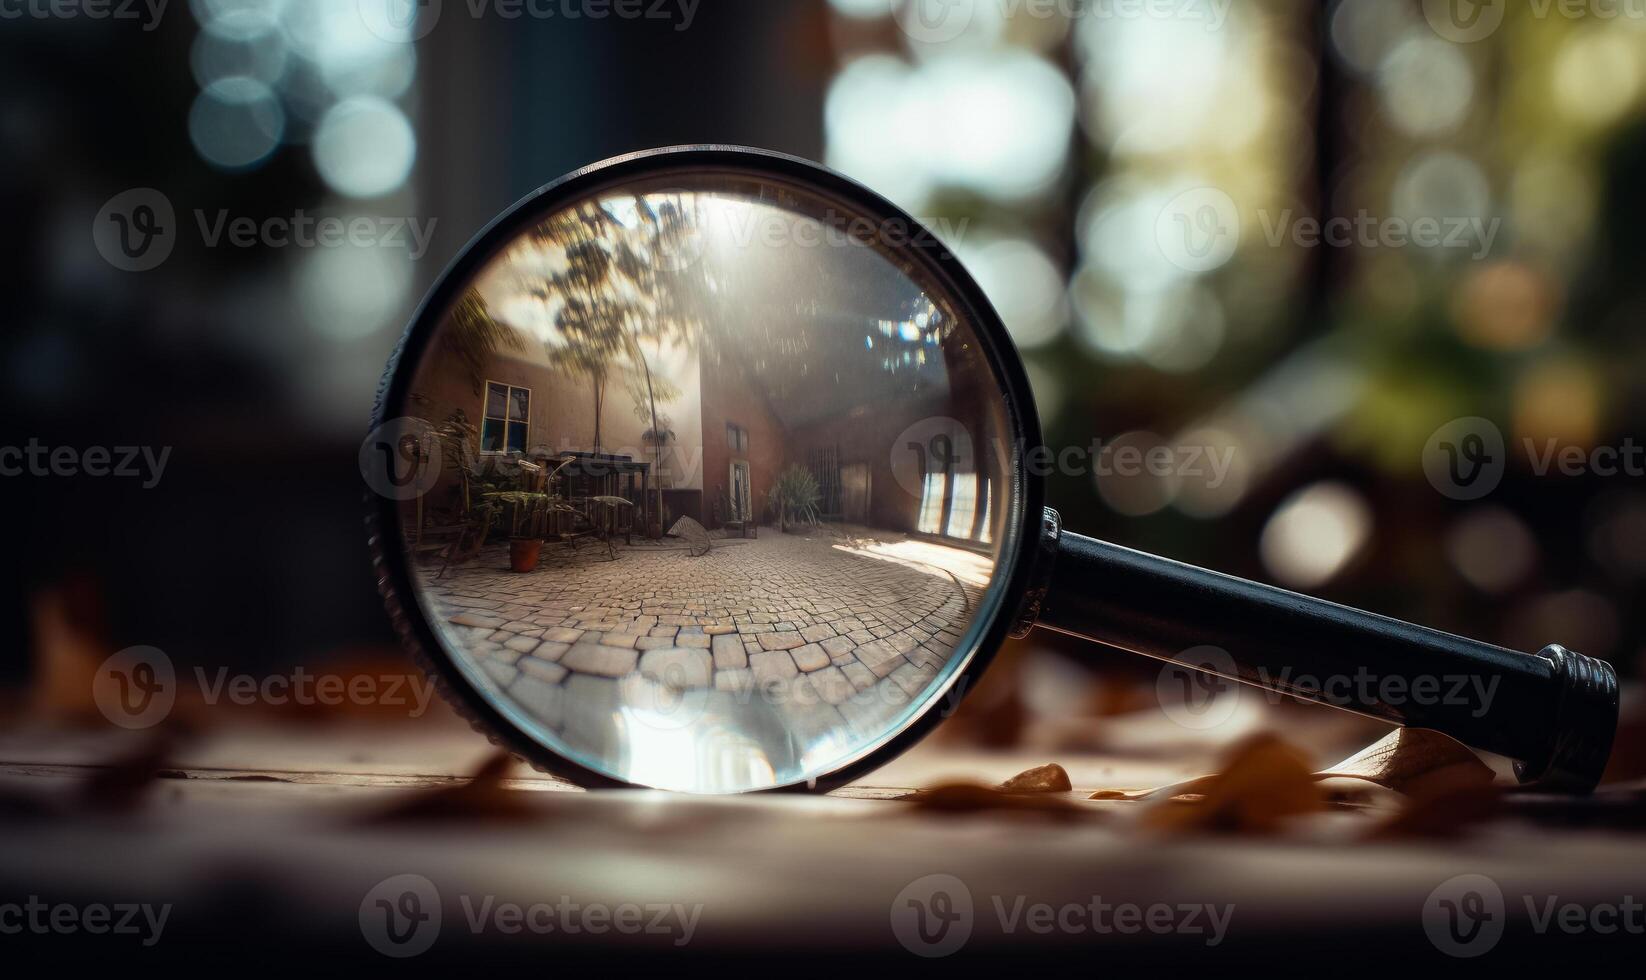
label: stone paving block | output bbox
[714,668,754,694]
[503,635,542,656]
[509,673,564,726]
[481,659,519,688]
[445,597,503,611]
[748,650,799,687]
[840,661,876,691]
[903,644,944,670]
[888,661,938,698]
[712,634,748,670]
[536,639,576,662]
[639,647,713,689]
[820,635,854,657]
[520,657,569,684]
[800,623,837,643]
[757,632,804,652]
[854,639,906,678]
[423,533,986,748]
[790,642,830,672]
[562,642,639,678]
[837,679,910,736]
[485,648,523,665]
[806,665,853,705]
[560,675,620,753]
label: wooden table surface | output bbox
[2,719,1642,967]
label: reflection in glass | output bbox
[396,173,1017,792]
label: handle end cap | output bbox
[1514,644,1619,794]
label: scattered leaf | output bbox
[1140,734,1324,836]
[998,763,1072,794]
[1321,729,1493,794]
[899,782,1090,819]
[1365,767,1501,840]
[28,579,110,724]
[80,730,178,812]
[1093,728,1495,807]
[358,752,535,825]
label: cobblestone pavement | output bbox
[413,531,984,785]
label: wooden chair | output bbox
[412,465,497,578]
[668,516,713,557]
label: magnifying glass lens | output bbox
[381,161,1028,792]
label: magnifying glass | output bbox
[366,146,1618,795]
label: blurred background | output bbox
[4,0,1645,757]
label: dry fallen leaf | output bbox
[28,579,111,725]
[1139,734,1325,836]
[358,752,537,825]
[1095,728,1494,805]
[81,730,179,813]
[1364,767,1501,840]
[899,783,1090,819]
[900,762,1088,818]
[1321,728,1494,793]
[998,763,1072,794]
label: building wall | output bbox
[784,390,954,535]
[783,352,1000,543]
[405,313,702,520]
[698,351,787,528]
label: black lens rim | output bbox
[367,145,1046,793]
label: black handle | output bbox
[1026,510,1618,792]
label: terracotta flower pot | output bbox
[509,538,541,573]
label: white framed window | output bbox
[481,381,530,454]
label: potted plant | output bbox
[767,465,822,533]
[491,490,550,572]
